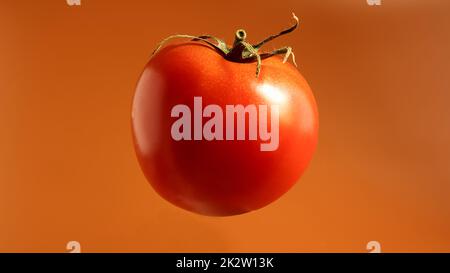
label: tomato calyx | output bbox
[151,13,300,77]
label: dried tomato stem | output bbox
[151,13,300,77]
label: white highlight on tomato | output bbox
[257,83,288,105]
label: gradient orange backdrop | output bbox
[1,0,449,252]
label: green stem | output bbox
[151,13,300,77]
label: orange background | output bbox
[1,0,450,252]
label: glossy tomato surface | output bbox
[132,42,318,216]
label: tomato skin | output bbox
[132,42,318,216]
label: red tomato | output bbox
[132,42,318,216]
